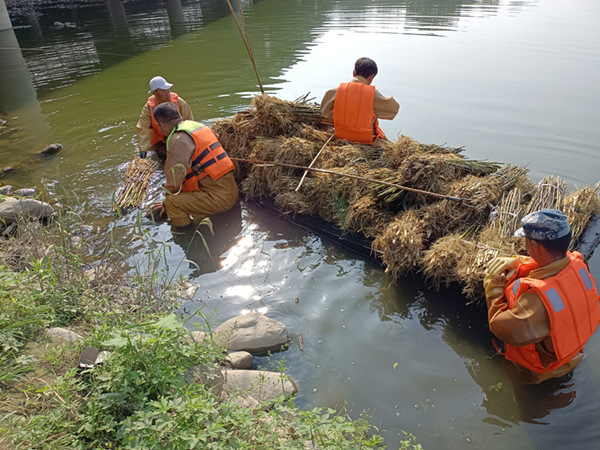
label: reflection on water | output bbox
[170,202,243,277]
[2,0,600,448]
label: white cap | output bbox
[148,76,173,93]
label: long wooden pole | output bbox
[226,0,264,94]
[295,133,334,192]
[231,157,475,204]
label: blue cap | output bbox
[514,209,570,240]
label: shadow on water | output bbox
[170,202,243,278]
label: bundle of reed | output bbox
[422,234,474,290]
[564,182,600,250]
[399,153,463,196]
[299,125,332,142]
[212,117,255,180]
[452,165,530,211]
[275,136,319,166]
[381,135,424,167]
[526,175,567,213]
[303,170,356,225]
[489,187,525,240]
[275,190,314,216]
[369,168,410,206]
[250,94,330,138]
[319,144,371,169]
[372,210,426,278]
[343,195,393,238]
[113,158,158,210]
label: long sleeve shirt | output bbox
[320,76,400,120]
[163,128,196,195]
[136,96,194,152]
[484,255,583,383]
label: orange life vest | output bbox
[333,82,386,144]
[166,120,234,192]
[503,251,600,373]
[148,93,180,146]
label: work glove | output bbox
[139,150,147,159]
[485,256,528,279]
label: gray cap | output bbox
[514,209,570,240]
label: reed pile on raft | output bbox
[212,94,600,304]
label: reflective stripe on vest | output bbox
[166,120,234,192]
[148,93,180,146]
[333,82,377,144]
[503,251,600,373]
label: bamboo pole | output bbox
[295,133,334,192]
[226,0,264,94]
[232,157,476,204]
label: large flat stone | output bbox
[221,369,297,406]
[0,197,53,224]
[213,312,289,355]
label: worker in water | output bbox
[136,76,194,160]
[484,209,600,384]
[320,57,399,145]
[149,102,239,228]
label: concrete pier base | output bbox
[0,0,12,31]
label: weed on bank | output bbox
[0,211,421,449]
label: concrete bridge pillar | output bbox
[0,0,12,31]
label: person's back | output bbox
[320,57,399,144]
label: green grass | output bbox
[0,204,422,449]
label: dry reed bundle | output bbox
[240,168,267,199]
[302,171,352,224]
[488,187,525,240]
[450,165,529,212]
[213,117,255,180]
[526,175,568,213]
[275,137,319,166]
[343,195,392,238]
[113,158,158,210]
[318,144,371,169]
[368,168,410,206]
[372,210,426,278]
[381,136,426,168]
[564,182,600,250]
[422,234,474,289]
[250,94,327,137]
[275,190,314,216]
[299,125,331,142]
[457,226,524,302]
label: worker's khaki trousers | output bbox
[165,171,239,227]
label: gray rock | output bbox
[221,369,297,407]
[45,327,83,343]
[0,185,13,195]
[12,188,37,197]
[190,330,207,343]
[39,143,62,156]
[226,351,253,369]
[1,167,16,175]
[213,312,289,355]
[0,196,53,224]
[185,364,224,396]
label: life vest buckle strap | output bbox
[492,338,506,356]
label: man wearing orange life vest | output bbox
[136,76,194,160]
[320,57,399,145]
[484,209,600,384]
[149,102,239,228]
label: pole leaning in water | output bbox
[226,0,264,94]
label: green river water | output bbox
[2,0,600,448]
